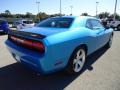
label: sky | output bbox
[0,0,120,16]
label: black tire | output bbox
[106,35,113,48]
[65,46,86,75]
[117,25,120,31]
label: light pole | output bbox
[96,2,99,17]
[36,1,40,21]
[113,0,117,21]
[70,5,73,15]
[60,0,62,16]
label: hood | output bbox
[20,27,68,36]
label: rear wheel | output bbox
[65,47,86,75]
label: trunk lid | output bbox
[20,27,68,36]
[8,27,68,41]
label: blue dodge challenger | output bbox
[5,16,113,74]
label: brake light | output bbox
[9,36,45,52]
[33,42,45,52]
[23,40,33,47]
[11,36,17,41]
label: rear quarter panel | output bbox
[42,26,113,72]
[42,28,94,70]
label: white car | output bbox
[16,20,35,30]
[108,20,120,30]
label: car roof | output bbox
[52,16,98,20]
[50,16,99,28]
[18,19,33,21]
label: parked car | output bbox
[5,16,113,75]
[16,19,35,30]
[0,20,9,33]
[107,19,120,30]
[12,21,20,28]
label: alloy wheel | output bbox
[73,49,86,72]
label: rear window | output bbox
[23,21,33,24]
[37,17,74,28]
[15,22,20,25]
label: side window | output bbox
[86,20,93,29]
[91,19,104,29]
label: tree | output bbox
[25,12,33,18]
[109,13,120,20]
[5,10,11,15]
[98,12,110,19]
[36,12,49,21]
[81,13,88,16]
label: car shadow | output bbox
[0,47,108,90]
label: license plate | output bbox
[14,55,21,62]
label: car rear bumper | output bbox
[5,40,46,74]
[5,39,68,74]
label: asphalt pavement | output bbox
[0,31,120,90]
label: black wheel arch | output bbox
[117,24,120,30]
[68,44,88,63]
[75,44,88,55]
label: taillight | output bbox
[33,42,45,52]
[11,36,17,41]
[23,40,33,47]
[9,35,45,53]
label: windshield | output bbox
[23,20,33,24]
[37,17,74,28]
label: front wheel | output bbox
[65,47,86,75]
[117,25,120,30]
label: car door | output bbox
[90,19,106,49]
[86,19,99,53]
[101,20,112,45]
